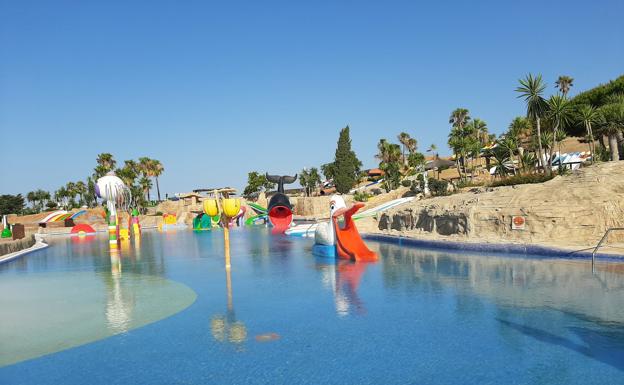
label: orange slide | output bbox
[331,203,378,262]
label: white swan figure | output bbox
[314,195,346,246]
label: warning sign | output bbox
[511,216,526,230]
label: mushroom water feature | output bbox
[96,172,132,252]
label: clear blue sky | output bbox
[1,0,623,197]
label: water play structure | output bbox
[129,209,141,236]
[245,202,268,226]
[265,173,297,233]
[202,188,241,270]
[312,195,378,262]
[70,223,96,236]
[95,172,131,251]
[193,213,213,231]
[286,196,415,237]
[39,210,87,224]
[1,215,11,239]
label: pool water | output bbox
[1,228,624,384]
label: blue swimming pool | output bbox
[1,228,624,384]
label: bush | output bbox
[155,211,163,216]
[428,178,449,196]
[354,191,371,202]
[401,180,412,188]
[457,180,485,189]
[489,173,554,188]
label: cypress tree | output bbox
[332,126,362,194]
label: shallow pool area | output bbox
[1,228,624,384]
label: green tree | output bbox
[139,176,153,202]
[376,139,402,191]
[448,108,472,180]
[151,159,164,201]
[65,182,77,209]
[332,126,362,194]
[597,96,624,161]
[75,181,87,206]
[299,167,322,197]
[546,94,573,170]
[320,163,336,181]
[576,105,600,162]
[555,75,574,96]
[398,132,412,165]
[0,194,25,215]
[95,153,116,178]
[26,189,50,212]
[243,171,275,199]
[516,74,548,173]
[86,177,97,207]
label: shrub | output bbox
[428,178,449,196]
[401,180,412,188]
[155,211,163,216]
[457,180,485,189]
[489,173,554,188]
[354,191,371,202]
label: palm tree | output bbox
[376,139,402,191]
[95,153,116,177]
[138,157,154,198]
[406,137,417,155]
[577,105,599,163]
[546,94,573,171]
[55,187,68,209]
[449,108,471,130]
[555,75,574,96]
[507,117,532,170]
[139,176,153,202]
[75,181,87,206]
[597,98,624,161]
[516,74,548,173]
[151,159,164,201]
[427,144,437,158]
[448,108,472,180]
[397,132,411,165]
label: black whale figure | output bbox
[265,173,297,233]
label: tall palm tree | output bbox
[406,137,417,155]
[516,74,548,173]
[376,139,402,191]
[95,153,116,177]
[449,108,471,130]
[449,108,472,180]
[138,157,154,199]
[139,176,153,202]
[397,132,411,165]
[75,181,87,206]
[597,99,624,161]
[555,75,574,96]
[546,94,573,170]
[151,159,164,201]
[577,105,599,163]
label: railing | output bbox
[592,227,624,273]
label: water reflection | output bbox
[210,267,247,350]
[315,258,372,316]
[375,242,624,324]
[103,250,134,333]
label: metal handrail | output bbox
[592,227,624,273]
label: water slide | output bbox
[331,203,378,262]
[286,196,414,237]
[247,202,268,215]
[266,173,297,233]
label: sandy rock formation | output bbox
[376,162,624,248]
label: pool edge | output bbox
[362,233,624,262]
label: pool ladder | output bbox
[591,227,624,273]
